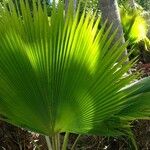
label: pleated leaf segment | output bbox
[0,0,149,138]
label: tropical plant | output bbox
[137,0,150,10]
[119,0,150,10]
[0,0,150,149]
[120,3,150,51]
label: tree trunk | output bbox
[65,0,77,13]
[99,0,128,60]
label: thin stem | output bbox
[57,134,61,150]
[71,134,81,150]
[52,136,57,150]
[52,136,55,149]
[55,134,60,150]
[51,134,61,150]
[62,132,70,150]
[45,136,53,150]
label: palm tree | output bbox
[65,0,77,12]
[0,0,150,149]
[99,0,128,59]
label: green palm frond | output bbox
[0,0,149,139]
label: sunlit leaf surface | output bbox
[0,0,149,137]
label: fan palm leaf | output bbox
[0,0,149,139]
